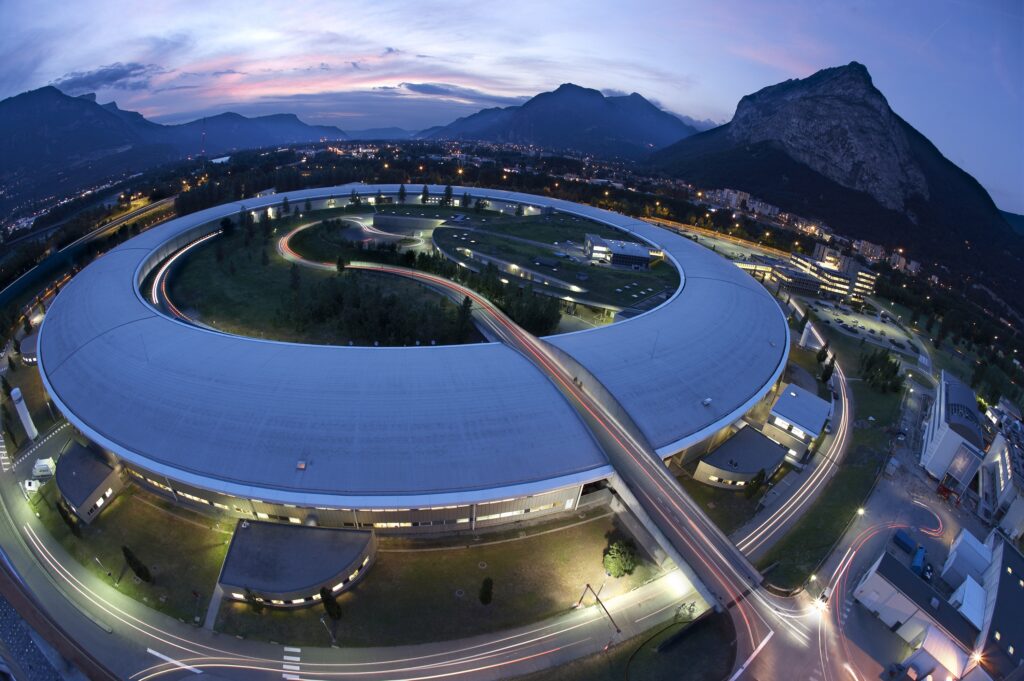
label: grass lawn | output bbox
[216,513,662,647]
[433,227,679,308]
[678,474,764,537]
[511,611,735,681]
[35,483,230,622]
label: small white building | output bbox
[920,371,985,498]
[762,383,831,462]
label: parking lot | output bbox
[804,299,920,355]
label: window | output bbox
[256,512,270,520]
[791,427,807,440]
[773,417,791,430]
[104,487,114,498]
[95,497,104,508]
[996,631,1001,641]
[288,517,301,524]
[708,475,720,482]
[231,592,245,599]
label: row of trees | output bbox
[314,233,562,336]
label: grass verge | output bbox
[216,513,661,647]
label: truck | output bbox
[892,529,916,554]
[31,457,56,479]
[911,546,927,576]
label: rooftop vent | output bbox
[296,460,307,471]
[702,397,713,407]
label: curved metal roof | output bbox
[38,185,787,507]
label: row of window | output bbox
[228,556,372,605]
[129,467,572,525]
[707,476,747,487]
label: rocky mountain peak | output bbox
[727,62,927,212]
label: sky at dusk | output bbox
[2,0,1022,212]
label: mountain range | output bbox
[0,86,347,211]
[652,62,1020,294]
[423,83,698,157]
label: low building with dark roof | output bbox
[693,426,787,489]
[19,330,39,365]
[219,520,377,608]
[54,443,123,524]
[921,371,985,498]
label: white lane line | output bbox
[635,599,682,623]
[146,648,202,674]
[727,630,774,681]
[283,664,300,671]
[283,655,301,662]
[284,646,302,653]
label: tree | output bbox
[816,340,830,364]
[349,189,361,206]
[820,356,836,384]
[603,540,637,578]
[456,296,473,340]
[290,263,301,291]
[442,184,453,207]
[375,190,384,207]
[479,577,493,605]
[473,198,488,214]
[797,310,809,333]
[304,199,312,213]
[57,502,81,537]
[336,256,347,274]
[281,196,290,215]
[22,317,31,335]
[122,545,153,583]
[219,216,235,237]
[515,203,524,217]
[320,586,342,620]
[462,192,471,210]
[398,184,407,204]
[244,587,264,613]
[420,185,430,203]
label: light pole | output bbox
[575,583,621,634]
[94,556,117,585]
[320,614,338,646]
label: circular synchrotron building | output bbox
[38,186,789,533]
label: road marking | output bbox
[635,599,683,623]
[146,648,202,674]
[283,664,300,671]
[283,655,301,662]
[283,646,302,653]
[727,630,774,681]
[12,422,70,470]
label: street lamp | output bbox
[857,507,865,516]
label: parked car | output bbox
[893,529,916,554]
